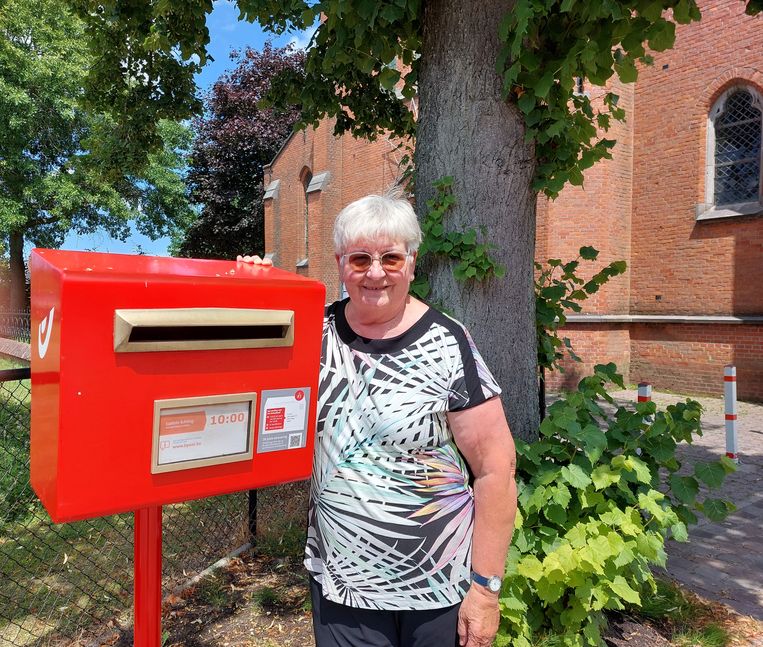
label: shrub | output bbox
[496,364,735,646]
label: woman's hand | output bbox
[457,585,500,646]
[236,254,273,266]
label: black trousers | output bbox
[310,576,462,647]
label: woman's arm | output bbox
[448,396,517,647]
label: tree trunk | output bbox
[9,230,27,311]
[416,0,539,440]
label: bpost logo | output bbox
[37,307,55,359]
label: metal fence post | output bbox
[248,490,257,546]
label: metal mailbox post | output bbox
[29,248,325,646]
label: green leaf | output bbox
[648,20,676,52]
[378,67,400,91]
[671,521,688,542]
[513,529,534,553]
[535,578,566,604]
[533,70,555,99]
[592,465,620,491]
[541,284,566,301]
[623,456,652,484]
[545,503,567,525]
[517,555,544,581]
[673,0,693,23]
[609,575,641,605]
[561,464,592,490]
[719,455,738,474]
[517,92,536,115]
[552,483,572,508]
[669,474,699,505]
[578,424,607,464]
[702,498,735,522]
[694,461,726,488]
[579,246,598,260]
[614,56,638,83]
[568,166,584,186]
[357,56,375,74]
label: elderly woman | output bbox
[240,193,517,647]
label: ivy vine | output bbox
[410,176,506,299]
[536,247,627,373]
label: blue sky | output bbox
[60,1,312,257]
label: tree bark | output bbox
[9,230,27,311]
[416,0,539,440]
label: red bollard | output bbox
[134,505,163,647]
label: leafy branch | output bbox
[497,0,705,197]
[536,246,627,373]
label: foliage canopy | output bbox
[0,0,193,306]
[71,0,761,195]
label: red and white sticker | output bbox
[261,391,307,435]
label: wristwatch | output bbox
[471,570,502,593]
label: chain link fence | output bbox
[0,369,250,646]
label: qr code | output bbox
[288,433,303,449]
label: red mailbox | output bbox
[30,248,325,523]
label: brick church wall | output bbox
[629,0,763,317]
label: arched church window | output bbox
[708,87,762,209]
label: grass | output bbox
[672,624,730,647]
[0,357,29,370]
[255,521,306,560]
[632,578,736,646]
[195,574,231,608]
[0,487,248,645]
[252,585,284,610]
[0,354,252,643]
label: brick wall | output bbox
[546,323,763,402]
[629,0,763,316]
[544,325,632,392]
[630,323,763,400]
[537,77,635,316]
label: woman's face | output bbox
[337,239,416,316]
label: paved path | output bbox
[606,390,763,633]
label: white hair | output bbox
[333,193,422,254]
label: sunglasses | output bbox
[341,251,411,272]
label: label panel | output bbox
[257,388,310,453]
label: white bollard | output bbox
[636,383,652,455]
[638,382,652,403]
[724,365,739,463]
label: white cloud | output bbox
[288,27,316,51]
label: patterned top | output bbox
[304,299,501,610]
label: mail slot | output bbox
[29,248,325,523]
